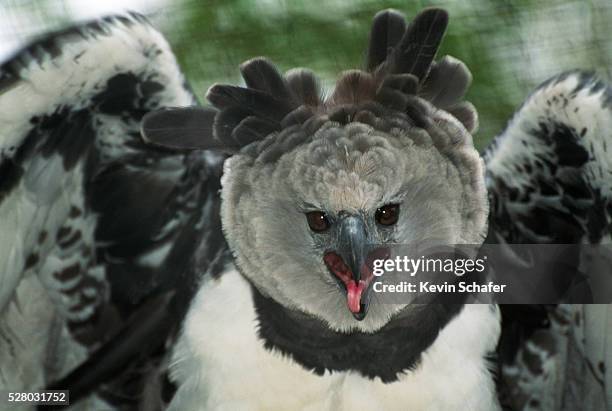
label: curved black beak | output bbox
[337,215,368,284]
[324,214,373,321]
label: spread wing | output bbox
[484,71,612,410]
[0,14,227,409]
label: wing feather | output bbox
[0,13,227,409]
[485,71,612,410]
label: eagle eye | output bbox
[306,211,330,232]
[375,204,400,226]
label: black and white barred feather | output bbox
[0,13,227,410]
[484,71,612,410]
[485,71,612,245]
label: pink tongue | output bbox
[347,281,365,313]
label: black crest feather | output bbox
[213,106,255,150]
[285,68,322,107]
[366,10,407,71]
[448,102,478,134]
[389,8,449,81]
[206,84,292,122]
[240,57,293,102]
[232,116,279,146]
[378,74,419,95]
[419,55,472,109]
[141,107,224,150]
[329,70,376,105]
[330,8,451,111]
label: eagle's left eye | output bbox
[306,211,331,232]
[375,204,400,226]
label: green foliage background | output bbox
[2,0,611,148]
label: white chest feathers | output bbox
[169,268,501,411]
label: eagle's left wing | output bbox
[483,71,612,410]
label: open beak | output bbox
[323,214,378,321]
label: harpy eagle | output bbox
[0,6,610,411]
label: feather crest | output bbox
[141,7,474,154]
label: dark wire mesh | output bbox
[1,0,610,148]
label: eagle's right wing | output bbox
[0,14,227,409]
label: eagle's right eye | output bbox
[306,211,330,232]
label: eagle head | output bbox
[142,8,488,331]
